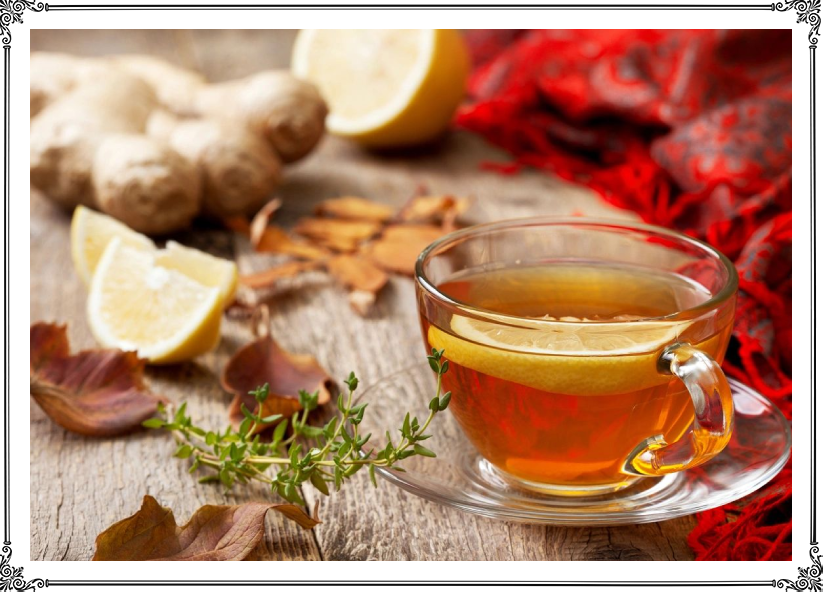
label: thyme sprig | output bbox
[144,349,451,504]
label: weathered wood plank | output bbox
[30,29,697,561]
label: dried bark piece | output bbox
[398,194,472,226]
[314,196,395,223]
[348,290,378,316]
[222,307,332,432]
[326,255,389,316]
[363,224,446,276]
[93,495,319,561]
[249,197,283,246]
[294,217,382,252]
[238,260,320,290]
[326,255,388,294]
[252,226,330,261]
[30,322,167,437]
[222,215,251,236]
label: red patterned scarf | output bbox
[456,29,792,560]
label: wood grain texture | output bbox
[30,29,697,561]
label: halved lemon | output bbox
[71,205,155,285]
[155,240,238,306]
[87,238,223,364]
[428,314,697,396]
[292,29,469,147]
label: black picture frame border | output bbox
[7,4,810,588]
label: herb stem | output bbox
[146,349,451,503]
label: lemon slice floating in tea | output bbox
[428,314,704,396]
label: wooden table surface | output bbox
[29,29,697,561]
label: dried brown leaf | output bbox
[93,495,319,561]
[239,261,320,290]
[314,196,395,223]
[363,224,446,276]
[294,217,382,253]
[222,310,332,432]
[252,226,330,261]
[249,198,283,246]
[30,323,167,437]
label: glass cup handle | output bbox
[624,342,735,477]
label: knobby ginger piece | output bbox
[148,114,282,218]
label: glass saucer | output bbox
[360,362,791,526]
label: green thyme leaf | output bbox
[413,444,436,458]
[142,418,165,429]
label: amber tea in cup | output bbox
[415,219,738,495]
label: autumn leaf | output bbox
[363,224,447,276]
[315,196,395,223]
[93,495,319,561]
[222,308,331,432]
[30,323,167,437]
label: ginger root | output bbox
[30,72,201,233]
[30,52,327,234]
[147,111,282,219]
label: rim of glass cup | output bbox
[415,216,739,325]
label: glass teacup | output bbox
[415,218,738,496]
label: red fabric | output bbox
[456,29,792,561]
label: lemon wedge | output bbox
[428,314,697,396]
[155,240,238,306]
[87,238,223,364]
[292,29,469,147]
[72,206,237,307]
[71,205,155,285]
